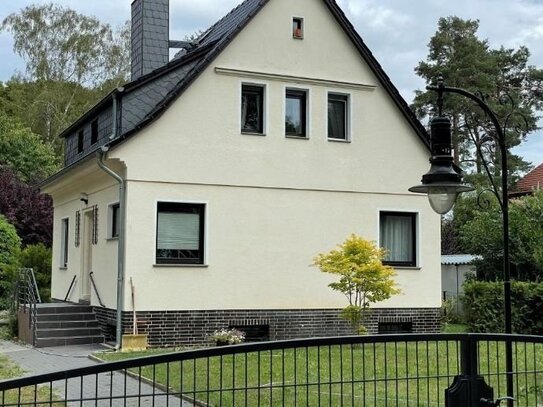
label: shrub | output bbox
[313,234,401,334]
[0,216,21,310]
[441,296,463,325]
[463,280,543,334]
[18,244,52,302]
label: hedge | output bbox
[463,280,543,334]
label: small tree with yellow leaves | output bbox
[313,234,401,334]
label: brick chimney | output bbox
[131,0,169,81]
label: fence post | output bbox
[445,335,494,406]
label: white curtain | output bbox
[328,100,345,139]
[381,215,413,262]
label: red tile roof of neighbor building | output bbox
[512,163,543,196]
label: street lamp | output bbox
[409,77,514,405]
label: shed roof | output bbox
[441,254,480,265]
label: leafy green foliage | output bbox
[460,191,543,280]
[1,5,130,153]
[18,244,52,303]
[0,216,20,310]
[0,112,59,182]
[463,280,543,334]
[313,234,401,334]
[1,4,129,85]
[0,215,20,265]
[413,16,542,185]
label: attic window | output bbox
[293,17,304,39]
[77,130,84,154]
[91,119,99,145]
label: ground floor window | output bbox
[60,218,69,267]
[109,203,120,238]
[156,202,205,264]
[379,211,417,267]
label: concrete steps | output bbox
[33,303,104,347]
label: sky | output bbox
[0,0,542,167]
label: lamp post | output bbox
[409,77,514,406]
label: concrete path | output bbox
[0,340,193,406]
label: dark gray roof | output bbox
[55,0,429,173]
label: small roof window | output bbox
[293,17,304,39]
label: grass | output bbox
[95,339,543,407]
[0,354,62,406]
[441,323,469,333]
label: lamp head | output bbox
[409,115,474,214]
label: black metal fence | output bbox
[0,333,542,406]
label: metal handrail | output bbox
[89,272,105,307]
[17,269,40,346]
[64,275,77,301]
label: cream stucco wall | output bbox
[46,160,124,308]
[46,0,441,312]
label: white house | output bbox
[41,0,442,347]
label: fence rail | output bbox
[0,333,542,406]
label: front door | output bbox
[80,210,93,303]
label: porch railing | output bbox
[15,268,41,347]
[0,333,542,406]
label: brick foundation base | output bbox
[93,307,441,348]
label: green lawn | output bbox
[96,339,543,407]
[0,354,62,406]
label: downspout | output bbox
[96,91,126,350]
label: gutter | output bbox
[96,93,126,351]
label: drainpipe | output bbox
[96,92,126,350]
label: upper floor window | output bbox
[241,84,264,134]
[293,17,304,39]
[328,93,349,141]
[156,202,205,265]
[77,130,84,154]
[91,119,99,145]
[285,89,307,138]
[379,212,417,267]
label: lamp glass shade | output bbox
[427,187,458,214]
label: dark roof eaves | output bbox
[322,0,430,150]
[58,43,217,139]
[39,149,100,190]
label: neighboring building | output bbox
[510,162,543,198]
[441,254,478,301]
[41,0,442,347]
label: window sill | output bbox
[241,131,266,136]
[59,266,68,270]
[328,138,351,143]
[106,237,119,241]
[153,264,209,268]
[285,135,309,140]
[391,266,421,270]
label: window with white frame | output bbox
[60,218,69,267]
[328,93,349,140]
[285,89,307,138]
[156,202,205,265]
[241,84,265,134]
[109,203,120,238]
[379,212,417,267]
